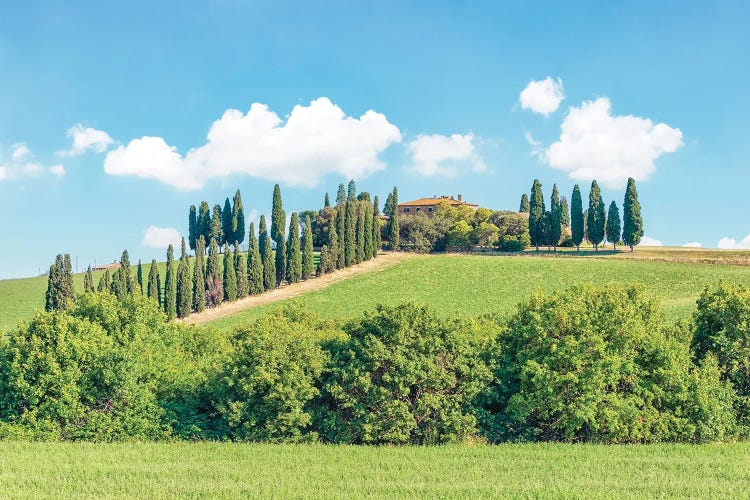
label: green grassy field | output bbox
[206,252,750,332]
[0,442,747,498]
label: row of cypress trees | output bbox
[187,190,245,251]
[523,177,643,252]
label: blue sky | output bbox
[0,0,748,278]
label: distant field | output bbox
[0,442,747,498]
[205,251,750,333]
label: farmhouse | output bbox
[398,194,478,216]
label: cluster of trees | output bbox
[5,282,749,444]
[523,177,643,252]
[45,181,391,320]
[188,190,246,250]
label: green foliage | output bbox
[211,204,223,246]
[217,308,328,442]
[45,254,75,311]
[336,183,346,206]
[188,205,197,251]
[560,196,570,227]
[335,204,346,269]
[136,259,143,294]
[222,198,233,247]
[176,241,193,318]
[606,201,622,250]
[205,238,223,307]
[192,237,206,312]
[232,190,245,246]
[490,212,530,251]
[286,213,302,284]
[622,177,643,251]
[371,195,381,257]
[446,220,473,251]
[147,260,161,305]
[528,179,546,250]
[97,269,111,293]
[317,303,492,444]
[586,180,606,250]
[271,184,285,245]
[223,244,238,302]
[570,185,584,250]
[317,245,331,276]
[302,215,315,280]
[344,200,357,266]
[347,179,357,201]
[519,193,530,213]
[324,192,330,208]
[198,201,211,245]
[163,245,177,319]
[84,266,94,293]
[235,244,248,299]
[548,184,562,249]
[258,216,276,291]
[247,223,264,295]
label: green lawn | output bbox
[0,442,747,498]
[206,253,750,333]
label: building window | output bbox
[416,207,421,212]
[404,208,410,213]
[428,207,433,212]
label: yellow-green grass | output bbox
[206,252,750,333]
[0,442,747,498]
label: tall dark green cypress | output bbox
[223,243,237,301]
[147,259,161,304]
[363,201,374,260]
[344,200,357,266]
[271,184,286,285]
[587,180,606,251]
[222,198,233,247]
[247,222,264,294]
[286,213,302,284]
[98,269,111,293]
[622,177,643,252]
[336,183,346,205]
[324,192,331,208]
[232,190,245,246]
[205,238,223,306]
[549,184,562,251]
[164,244,177,319]
[198,201,211,244]
[571,185,584,251]
[388,187,400,251]
[302,215,315,280]
[235,243,248,298]
[45,254,73,311]
[193,236,206,312]
[258,216,276,290]
[519,193,530,213]
[347,179,357,200]
[211,204,223,246]
[176,238,193,318]
[528,179,546,251]
[335,204,346,269]
[560,196,570,227]
[84,265,94,293]
[372,195,381,257]
[606,201,622,251]
[355,202,366,263]
[318,245,330,276]
[188,204,197,250]
[136,259,144,294]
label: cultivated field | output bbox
[0,442,747,498]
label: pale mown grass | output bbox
[0,442,748,498]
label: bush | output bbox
[491,211,530,251]
[316,303,494,444]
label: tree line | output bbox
[6,281,749,444]
[522,177,643,252]
[45,181,401,319]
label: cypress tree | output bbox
[223,243,238,301]
[519,193,530,213]
[199,201,211,244]
[549,184,562,251]
[336,183,346,205]
[606,201,622,251]
[622,177,643,252]
[44,254,71,311]
[84,265,94,293]
[211,204,223,246]
[147,259,161,304]
[235,243,248,298]
[205,237,223,306]
[327,210,339,271]
[302,215,315,280]
[247,222,264,294]
[335,204,346,269]
[528,179,546,251]
[560,196,570,227]
[222,197,233,247]
[193,236,206,312]
[347,179,357,200]
[324,192,331,208]
[164,244,177,319]
[188,205,197,250]
[317,245,329,276]
[344,200,357,266]
[176,238,193,318]
[355,202,366,263]
[571,185,584,251]
[270,184,286,285]
[98,269,111,293]
[286,212,302,284]
[388,187,400,251]
[587,180,606,251]
[363,201,374,260]
[258,216,276,290]
[275,237,286,286]
[232,189,245,246]
[372,195,381,257]
[136,259,144,294]
[45,262,58,311]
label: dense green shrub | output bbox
[316,303,494,444]
[479,285,735,443]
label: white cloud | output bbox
[12,144,30,160]
[640,236,663,246]
[142,226,182,249]
[682,242,702,248]
[519,77,565,116]
[103,97,402,190]
[0,166,6,181]
[542,97,683,188]
[718,234,750,250]
[59,124,114,156]
[49,164,66,177]
[0,144,65,182]
[405,133,486,177]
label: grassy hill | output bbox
[204,250,750,333]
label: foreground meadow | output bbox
[206,251,750,332]
[0,442,748,498]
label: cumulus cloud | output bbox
[405,133,486,177]
[0,145,63,182]
[519,77,565,116]
[718,234,750,250]
[640,236,663,246]
[104,97,402,190]
[12,144,30,160]
[142,226,182,249]
[682,242,702,248]
[49,165,66,177]
[59,124,114,156]
[542,97,683,188]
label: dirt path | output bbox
[180,252,412,326]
